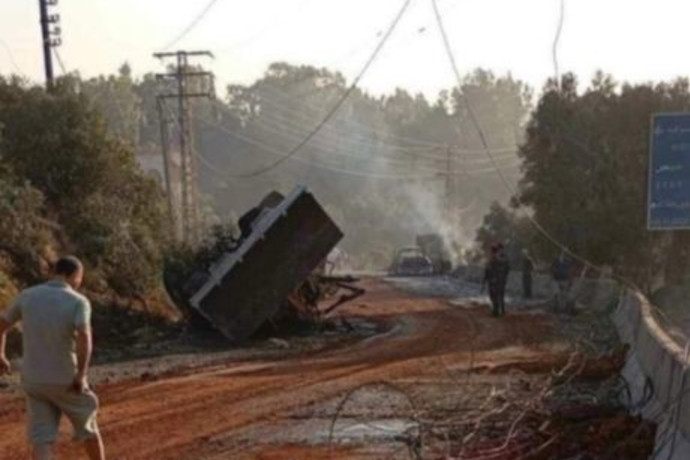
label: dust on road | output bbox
[0,278,580,459]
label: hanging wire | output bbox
[53,48,68,75]
[209,98,519,166]
[552,0,566,87]
[226,0,414,178]
[0,38,25,76]
[160,0,224,51]
[429,0,643,291]
[196,111,521,179]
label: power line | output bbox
[553,0,566,85]
[215,0,312,53]
[203,0,507,155]
[195,114,441,179]
[195,113,521,179]
[170,93,489,189]
[210,98,519,165]
[196,112,521,173]
[219,95,445,155]
[253,0,463,103]
[229,0,414,179]
[222,82,522,159]
[430,0,577,255]
[53,48,67,75]
[429,0,645,292]
[0,38,25,76]
[249,114,519,165]
[253,82,450,149]
[234,86,520,157]
[164,89,444,181]
[161,0,224,51]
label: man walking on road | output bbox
[522,250,535,299]
[551,252,572,313]
[0,256,105,460]
[482,243,511,317]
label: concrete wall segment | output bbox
[615,291,690,459]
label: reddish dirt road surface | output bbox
[0,278,564,459]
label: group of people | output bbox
[482,244,574,317]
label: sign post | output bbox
[648,113,690,230]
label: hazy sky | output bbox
[1,0,690,99]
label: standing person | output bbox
[0,256,105,460]
[551,252,571,313]
[522,250,535,299]
[482,243,511,317]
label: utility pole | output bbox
[154,50,215,245]
[38,0,61,88]
[156,97,175,231]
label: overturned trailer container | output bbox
[190,186,343,342]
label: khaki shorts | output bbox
[23,383,100,445]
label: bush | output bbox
[0,76,170,299]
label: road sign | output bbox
[648,113,690,230]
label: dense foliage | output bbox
[512,73,690,285]
[0,76,170,297]
[472,202,532,265]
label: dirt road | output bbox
[0,278,563,459]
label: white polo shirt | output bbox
[2,280,91,385]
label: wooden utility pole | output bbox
[154,51,215,244]
[156,97,175,230]
[38,0,61,87]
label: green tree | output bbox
[0,76,169,296]
[81,64,142,148]
[515,73,690,285]
[473,202,531,264]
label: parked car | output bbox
[389,247,434,276]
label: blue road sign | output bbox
[648,113,690,230]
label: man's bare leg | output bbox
[32,443,53,460]
[84,434,105,460]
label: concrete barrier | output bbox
[614,292,690,459]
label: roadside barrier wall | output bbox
[614,291,690,460]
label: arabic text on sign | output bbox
[655,180,684,190]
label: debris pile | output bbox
[426,348,655,459]
[325,347,656,460]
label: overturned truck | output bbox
[187,186,362,342]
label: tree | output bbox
[81,64,142,148]
[515,73,690,285]
[473,202,531,265]
[0,76,169,296]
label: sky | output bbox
[1,0,690,99]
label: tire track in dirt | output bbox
[0,279,555,459]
